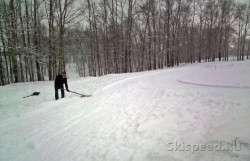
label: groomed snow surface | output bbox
[0,61,250,161]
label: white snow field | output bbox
[0,60,250,161]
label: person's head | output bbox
[62,72,66,78]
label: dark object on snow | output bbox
[54,72,69,100]
[23,92,40,98]
[69,90,91,97]
[62,89,91,97]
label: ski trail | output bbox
[177,79,250,89]
[14,106,104,161]
[97,67,190,93]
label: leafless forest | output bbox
[0,0,250,85]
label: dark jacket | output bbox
[54,75,68,90]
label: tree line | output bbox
[0,0,250,86]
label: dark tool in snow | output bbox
[70,91,91,97]
[62,89,91,97]
[23,92,40,98]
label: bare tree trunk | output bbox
[0,48,4,85]
[87,0,95,76]
[247,38,250,59]
[33,0,42,81]
[236,22,242,61]
[146,1,152,70]
[224,26,230,61]
[165,0,171,67]
[18,1,25,82]
[25,0,34,81]
[103,0,108,75]
[241,11,249,61]
[48,0,55,80]
[125,0,133,73]
[218,8,223,62]
[0,16,10,85]
[92,2,101,76]
[58,0,69,72]
[9,0,18,83]
[198,12,203,63]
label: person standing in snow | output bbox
[54,72,70,100]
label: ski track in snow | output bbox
[0,61,250,161]
[177,79,250,89]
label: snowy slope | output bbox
[0,60,250,161]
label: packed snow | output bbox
[0,61,250,161]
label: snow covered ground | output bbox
[0,60,250,161]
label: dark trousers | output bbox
[55,87,64,100]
